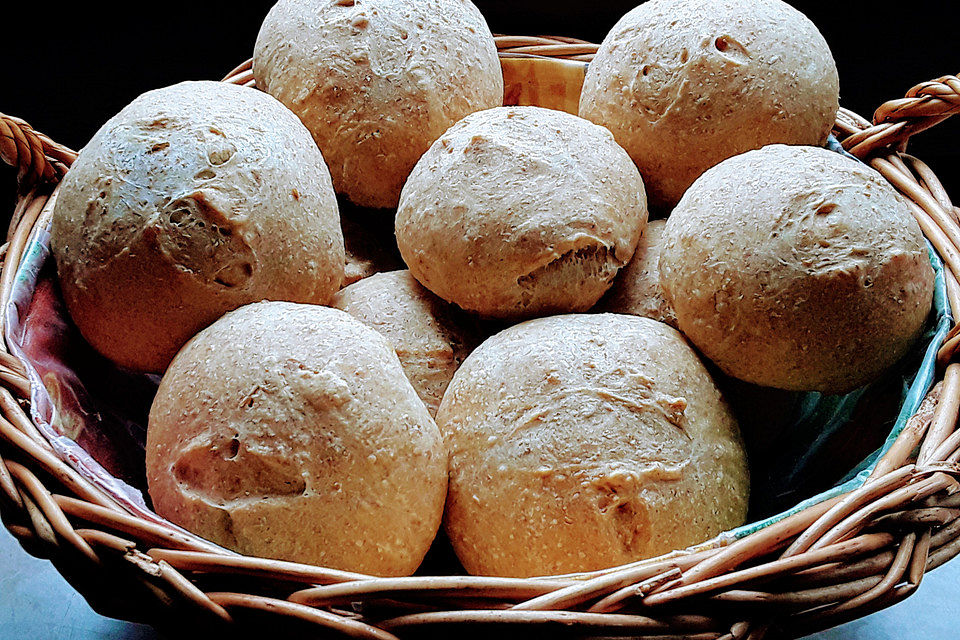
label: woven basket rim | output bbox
[1,36,960,639]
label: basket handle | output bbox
[836,72,960,159]
[0,114,75,196]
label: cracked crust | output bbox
[396,106,648,318]
[146,301,447,575]
[659,144,935,393]
[253,0,503,209]
[51,81,344,373]
[437,313,748,577]
[579,0,839,210]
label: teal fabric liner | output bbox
[731,238,951,539]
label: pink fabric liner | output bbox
[5,222,171,526]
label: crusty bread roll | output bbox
[438,313,749,577]
[146,301,447,576]
[596,219,676,327]
[50,81,344,373]
[333,270,479,416]
[579,0,839,210]
[660,144,935,393]
[253,0,503,209]
[396,106,648,319]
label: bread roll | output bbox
[438,313,748,577]
[51,81,344,373]
[333,270,479,416]
[254,0,503,209]
[580,0,839,210]
[146,301,447,576]
[660,144,934,393]
[396,106,648,319]
[596,219,676,326]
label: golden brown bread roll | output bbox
[332,270,479,416]
[253,0,503,209]
[396,106,648,319]
[659,144,935,393]
[146,301,447,575]
[51,81,344,373]
[596,219,676,327]
[579,0,839,210]
[438,313,749,577]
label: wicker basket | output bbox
[2,36,960,639]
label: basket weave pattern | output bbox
[2,38,960,639]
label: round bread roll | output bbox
[438,313,749,577]
[579,0,839,210]
[396,106,648,319]
[146,301,447,576]
[253,0,503,209]
[333,270,479,416]
[597,219,676,327]
[660,144,935,393]
[50,80,344,373]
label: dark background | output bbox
[2,0,958,212]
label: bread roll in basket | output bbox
[1,34,960,639]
